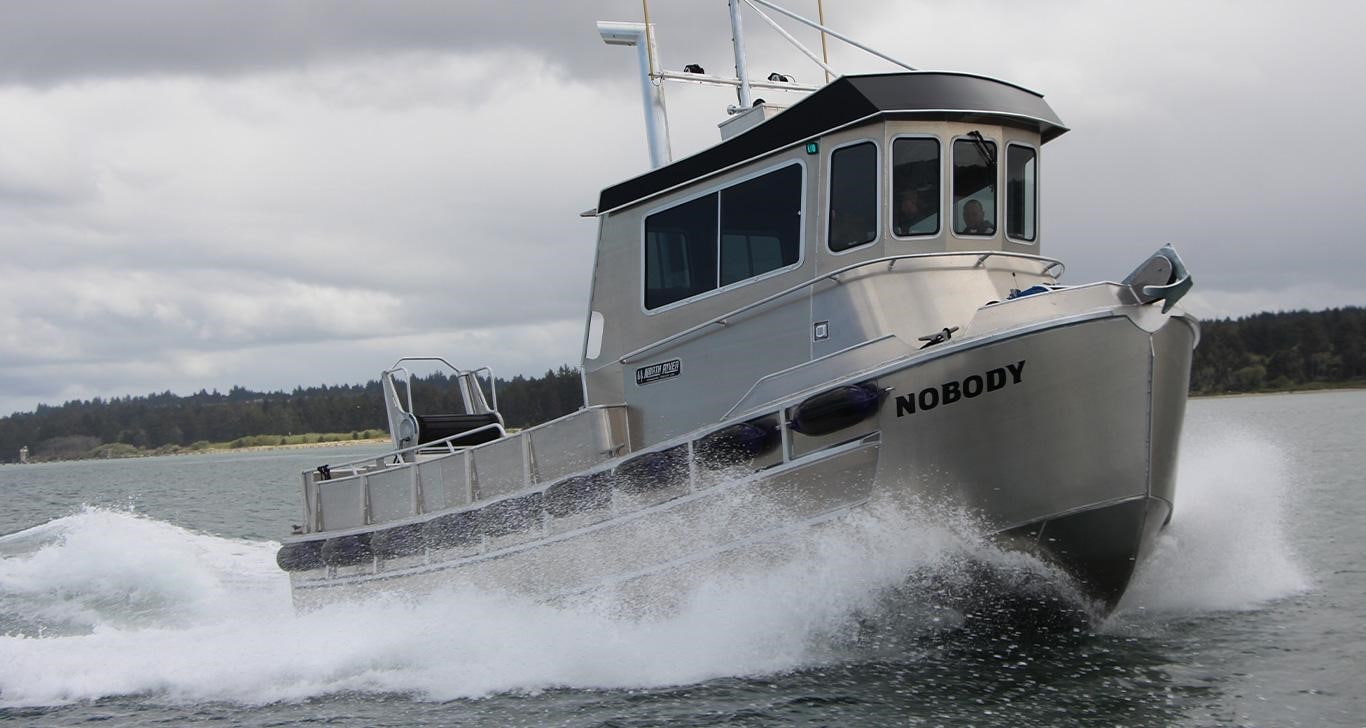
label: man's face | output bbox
[965,202,983,226]
[900,194,920,216]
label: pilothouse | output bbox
[581,69,1071,445]
[276,2,1197,619]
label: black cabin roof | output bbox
[597,71,1068,213]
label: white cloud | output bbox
[1,1,1363,417]
[0,50,646,415]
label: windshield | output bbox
[953,136,997,236]
[892,137,940,237]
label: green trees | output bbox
[1189,307,1366,394]
[0,367,587,462]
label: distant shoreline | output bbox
[187,437,392,454]
[1193,383,1366,399]
[7,438,393,466]
[11,432,392,465]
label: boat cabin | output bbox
[581,72,1068,446]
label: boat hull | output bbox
[872,310,1194,608]
[285,308,1195,617]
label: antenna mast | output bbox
[599,2,919,168]
[728,0,754,110]
[597,20,673,168]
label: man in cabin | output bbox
[960,199,995,236]
[894,187,937,236]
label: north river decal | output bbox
[895,360,1026,416]
[635,358,682,386]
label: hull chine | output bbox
[1000,496,1171,612]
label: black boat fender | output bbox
[614,445,689,492]
[544,471,613,517]
[320,533,374,567]
[695,417,779,468]
[788,382,883,436]
[370,522,425,560]
[275,539,325,572]
[480,492,544,538]
[422,509,480,550]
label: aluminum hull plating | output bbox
[874,309,1196,610]
[285,305,1195,614]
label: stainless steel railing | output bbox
[618,251,1063,364]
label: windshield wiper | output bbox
[968,130,997,169]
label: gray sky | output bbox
[1,0,1362,417]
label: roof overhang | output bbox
[598,71,1068,214]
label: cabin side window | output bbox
[644,162,803,310]
[952,136,997,236]
[1006,144,1038,242]
[645,193,719,310]
[892,137,940,237]
[720,164,802,286]
[828,141,878,252]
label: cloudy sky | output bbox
[1,0,1362,417]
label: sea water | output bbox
[0,392,1361,726]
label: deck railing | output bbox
[617,251,1063,365]
[301,406,630,534]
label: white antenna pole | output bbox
[598,21,673,168]
[641,23,672,166]
[746,0,917,72]
[728,0,754,110]
[742,0,838,79]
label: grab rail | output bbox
[385,358,499,413]
[306,423,508,529]
[315,422,508,478]
[618,251,1064,364]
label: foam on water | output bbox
[1115,423,1312,617]
[0,507,281,634]
[0,502,972,706]
[0,427,1309,708]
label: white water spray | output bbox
[1116,423,1311,616]
[0,425,1308,708]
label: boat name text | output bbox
[895,360,1026,416]
[635,358,682,386]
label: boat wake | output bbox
[0,428,1308,707]
[1110,421,1312,622]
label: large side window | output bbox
[645,193,718,310]
[645,163,803,310]
[892,137,940,237]
[828,142,878,252]
[720,164,802,286]
[953,136,997,236]
[1006,144,1037,242]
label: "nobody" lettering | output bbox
[895,360,1026,417]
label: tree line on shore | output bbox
[3,308,1363,462]
[2,365,583,462]
[1189,307,1365,394]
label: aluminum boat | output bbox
[276,3,1197,616]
